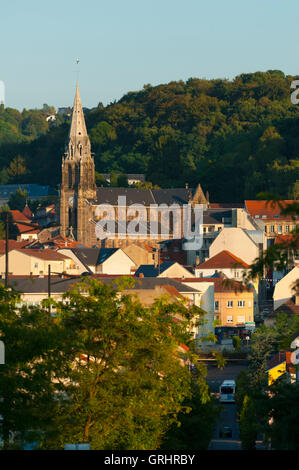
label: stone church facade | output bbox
[60,84,209,248]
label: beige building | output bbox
[245,200,298,246]
[57,247,137,275]
[0,249,77,276]
[209,227,263,266]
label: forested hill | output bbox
[0,70,298,202]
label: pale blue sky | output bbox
[1,0,298,110]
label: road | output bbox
[205,362,244,450]
[205,362,267,450]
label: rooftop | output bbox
[196,250,249,269]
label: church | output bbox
[60,84,209,249]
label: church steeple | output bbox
[60,82,96,243]
[66,82,91,163]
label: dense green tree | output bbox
[239,395,259,450]
[160,383,220,450]
[0,71,299,200]
[0,277,211,450]
[8,187,28,211]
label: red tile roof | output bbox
[0,239,30,254]
[10,210,30,223]
[245,200,298,221]
[273,297,299,316]
[196,250,249,269]
[15,223,40,234]
[14,248,70,261]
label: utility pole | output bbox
[5,211,8,288]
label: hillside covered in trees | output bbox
[0,70,298,202]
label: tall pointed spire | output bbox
[66,82,91,162]
[69,82,88,139]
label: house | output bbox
[158,239,188,266]
[209,227,263,266]
[57,247,137,275]
[134,261,194,279]
[184,206,259,266]
[194,249,259,316]
[1,274,200,311]
[0,248,77,276]
[10,210,40,241]
[194,250,250,280]
[177,276,255,343]
[179,278,215,347]
[32,204,57,227]
[273,266,299,310]
[245,200,298,247]
[122,243,155,267]
[266,350,297,386]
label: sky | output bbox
[1,0,298,110]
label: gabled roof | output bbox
[196,250,249,269]
[70,247,118,268]
[10,210,30,223]
[93,187,204,207]
[134,261,176,278]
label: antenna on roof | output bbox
[75,58,80,84]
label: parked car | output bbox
[219,426,232,438]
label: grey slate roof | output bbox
[134,262,176,277]
[1,276,199,294]
[70,247,118,268]
[93,187,193,206]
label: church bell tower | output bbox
[60,83,97,245]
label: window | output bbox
[265,226,268,233]
[270,225,275,233]
[215,301,219,311]
[227,315,233,323]
[227,301,233,308]
[278,225,282,234]
[34,263,38,268]
[238,300,245,307]
[285,225,289,233]
[237,316,245,323]
[234,270,240,278]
